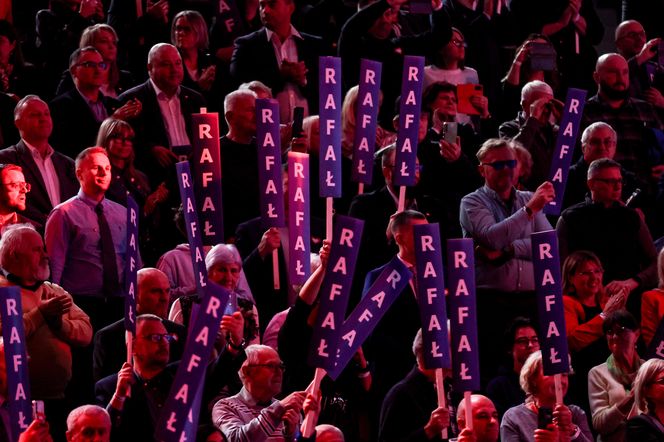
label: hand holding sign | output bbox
[526,182,555,214]
[258,227,281,259]
[220,311,244,349]
[114,362,135,401]
[424,406,450,439]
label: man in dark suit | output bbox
[230,0,323,123]
[119,43,206,187]
[50,47,121,159]
[92,268,186,382]
[0,96,78,226]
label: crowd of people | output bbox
[0,0,663,440]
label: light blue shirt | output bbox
[45,190,127,297]
[459,185,552,292]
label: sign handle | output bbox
[326,197,333,240]
[554,373,564,404]
[435,368,448,439]
[125,331,133,397]
[357,182,364,196]
[301,368,326,437]
[272,249,280,290]
[398,186,406,212]
[464,390,473,430]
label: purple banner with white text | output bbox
[124,196,138,334]
[191,112,224,244]
[351,59,382,184]
[531,230,569,374]
[327,257,412,380]
[446,239,480,391]
[155,282,231,442]
[308,216,363,371]
[414,224,451,369]
[288,152,311,286]
[256,98,286,228]
[543,88,587,215]
[0,287,31,441]
[318,56,342,198]
[393,56,425,187]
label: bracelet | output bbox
[570,424,581,440]
[228,339,246,350]
[357,371,371,379]
[357,365,370,374]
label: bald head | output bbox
[615,20,646,59]
[147,43,184,97]
[457,395,499,442]
[314,424,345,442]
[594,53,630,102]
[137,268,170,318]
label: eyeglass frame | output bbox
[2,182,31,192]
[140,333,177,343]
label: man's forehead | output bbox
[79,51,103,61]
[618,21,644,36]
[85,153,110,166]
[257,349,280,362]
[484,147,514,160]
[594,166,621,177]
[588,128,615,140]
[138,319,166,333]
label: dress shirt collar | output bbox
[76,87,104,105]
[265,25,303,43]
[22,139,54,160]
[150,78,181,100]
[77,189,106,207]
[238,386,276,407]
[482,184,516,204]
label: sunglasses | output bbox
[481,159,517,170]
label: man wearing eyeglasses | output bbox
[0,164,40,233]
[557,158,658,305]
[460,138,553,383]
[49,47,123,160]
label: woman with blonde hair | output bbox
[626,358,664,440]
[641,248,664,347]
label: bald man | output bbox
[456,395,500,442]
[92,268,186,381]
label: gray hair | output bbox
[239,81,273,98]
[476,138,516,163]
[239,344,279,383]
[521,80,553,105]
[147,43,178,65]
[587,158,621,180]
[519,351,543,397]
[580,121,616,146]
[171,10,209,50]
[0,224,38,270]
[223,89,257,114]
[66,405,110,432]
[205,243,242,272]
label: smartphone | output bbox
[537,407,553,429]
[292,106,304,139]
[223,291,238,316]
[442,122,457,145]
[658,40,664,67]
[530,42,557,71]
[32,400,45,422]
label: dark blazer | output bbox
[49,89,120,159]
[118,80,206,185]
[230,28,324,112]
[92,318,186,382]
[0,140,78,225]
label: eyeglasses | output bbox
[3,182,31,192]
[141,333,177,343]
[605,326,630,337]
[592,178,623,186]
[576,268,603,277]
[248,363,286,371]
[481,159,517,170]
[449,38,466,48]
[76,61,108,70]
[110,133,134,143]
[514,337,539,346]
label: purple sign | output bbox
[327,257,412,380]
[543,88,587,215]
[0,287,31,440]
[288,152,311,285]
[318,56,342,198]
[308,216,363,371]
[256,98,286,228]
[124,196,139,334]
[393,56,425,187]
[446,239,480,391]
[531,230,570,374]
[414,224,451,369]
[215,0,242,35]
[155,282,231,442]
[176,162,208,297]
[351,59,382,184]
[191,112,224,244]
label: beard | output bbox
[34,263,50,282]
[600,81,630,101]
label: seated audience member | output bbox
[498,80,562,189]
[65,405,110,442]
[614,20,664,108]
[641,247,664,347]
[456,395,500,442]
[92,267,186,382]
[219,89,260,241]
[562,250,627,411]
[487,317,540,418]
[211,344,322,441]
[588,310,642,442]
[118,43,206,186]
[238,81,273,100]
[229,0,323,123]
[0,224,92,437]
[625,358,664,441]
[563,122,641,209]
[500,351,593,442]
[45,147,128,329]
[0,95,78,226]
[379,329,452,441]
[500,35,561,122]
[459,139,553,380]
[556,159,658,310]
[96,313,246,441]
[581,53,664,187]
[49,46,123,159]
[55,24,135,98]
[0,164,40,231]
